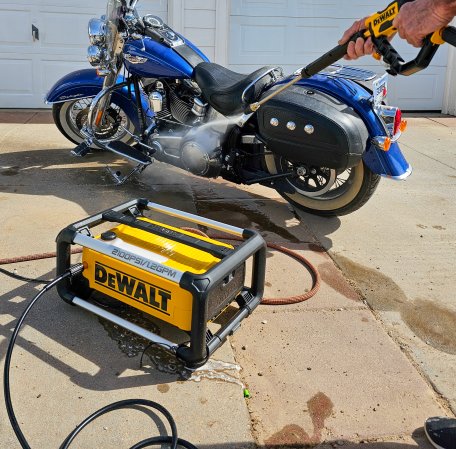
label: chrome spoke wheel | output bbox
[66,99,130,142]
[53,99,136,148]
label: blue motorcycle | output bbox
[45,0,412,216]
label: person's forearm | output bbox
[434,0,456,21]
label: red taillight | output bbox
[393,109,402,135]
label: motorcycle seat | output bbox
[193,62,282,116]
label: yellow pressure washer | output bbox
[56,198,266,368]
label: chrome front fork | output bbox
[85,72,118,142]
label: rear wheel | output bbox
[265,154,381,216]
[52,98,135,147]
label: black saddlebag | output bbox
[257,86,369,170]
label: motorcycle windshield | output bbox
[104,0,125,62]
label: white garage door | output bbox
[230,0,449,110]
[0,0,167,108]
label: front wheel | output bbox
[264,155,381,217]
[52,98,135,147]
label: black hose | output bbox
[3,264,198,449]
[0,267,50,285]
[4,270,76,449]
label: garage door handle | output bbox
[32,25,39,42]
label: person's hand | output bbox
[338,17,374,60]
[393,0,456,47]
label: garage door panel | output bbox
[232,0,382,18]
[387,68,446,110]
[0,7,33,49]
[0,59,34,95]
[0,0,168,108]
[41,58,88,98]
[230,4,448,110]
[40,11,97,51]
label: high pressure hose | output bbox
[3,264,199,449]
[180,228,321,305]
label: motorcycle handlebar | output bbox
[442,26,456,47]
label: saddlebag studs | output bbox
[270,118,279,127]
[287,121,296,131]
[304,124,315,135]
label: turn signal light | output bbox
[382,137,392,151]
[399,120,408,133]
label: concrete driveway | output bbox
[299,115,456,414]
[0,110,453,448]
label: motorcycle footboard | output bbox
[56,198,266,369]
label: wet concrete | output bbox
[333,254,456,355]
[265,393,335,446]
[0,113,449,448]
[195,199,301,243]
[298,116,456,412]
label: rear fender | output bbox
[45,69,153,129]
[290,75,411,179]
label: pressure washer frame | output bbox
[56,198,266,368]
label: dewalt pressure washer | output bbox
[56,198,266,369]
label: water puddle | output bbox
[195,199,300,243]
[98,301,244,384]
[333,253,456,354]
[190,359,243,387]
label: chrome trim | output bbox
[143,14,164,28]
[87,45,105,66]
[374,104,399,137]
[322,64,376,81]
[382,165,413,181]
[124,53,147,64]
[270,118,279,127]
[146,201,245,237]
[304,124,315,135]
[241,135,261,144]
[191,97,207,117]
[149,91,163,112]
[238,113,254,127]
[241,67,283,103]
[73,296,178,351]
[372,129,402,149]
[287,121,296,131]
[73,232,183,282]
[88,18,107,46]
[45,95,94,105]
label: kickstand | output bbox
[105,163,149,185]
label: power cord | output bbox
[3,264,199,449]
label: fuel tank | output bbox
[123,35,209,79]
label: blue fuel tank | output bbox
[123,36,209,79]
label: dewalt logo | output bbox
[373,4,397,27]
[94,262,172,315]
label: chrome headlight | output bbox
[87,45,105,66]
[88,18,107,45]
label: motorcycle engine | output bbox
[180,127,222,178]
